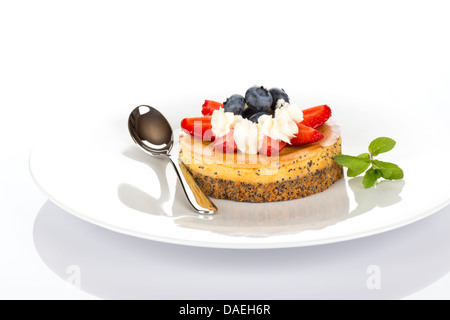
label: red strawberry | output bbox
[301,105,331,129]
[180,116,215,141]
[290,123,324,146]
[214,130,237,153]
[259,136,287,156]
[202,100,223,116]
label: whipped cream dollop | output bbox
[258,101,303,143]
[233,119,261,154]
[211,108,242,137]
[210,101,304,154]
[275,98,288,110]
[276,100,304,122]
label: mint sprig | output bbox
[334,137,404,188]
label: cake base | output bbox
[187,161,343,202]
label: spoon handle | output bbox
[168,154,218,215]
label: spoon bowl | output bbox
[128,105,173,156]
[128,105,217,215]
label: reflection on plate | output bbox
[119,145,406,239]
[176,178,405,237]
[120,145,350,236]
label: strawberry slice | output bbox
[259,136,287,156]
[301,105,331,129]
[202,100,223,116]
[180,116,215,141]
[290,123,324,146]
[214,130,237,153]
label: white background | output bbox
[1,0,450,299]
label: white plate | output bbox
[29,93,450,249]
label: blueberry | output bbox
[241,107,271,122]
[223,94,245,115]
[248,111,271,123]
[269,88,289,111]
[244,86,273,112]
[241,106,258,120]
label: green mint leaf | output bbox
[334,154,371,177]
[372,161,392,178]
[362,167,381,188]
[357,153,371,160]
[376,167,392,179]
[368,137,396,157]
[373,160,404,180]
[347,153,371,177]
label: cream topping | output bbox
[233,118,261,154]
[276,101,304,123]
[211,102,305,154]
[258,102,303,143]
[211,108,242,137]
[275,98,287,109]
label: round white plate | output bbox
[30,93,450,249]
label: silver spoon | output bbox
[128,105,217,215]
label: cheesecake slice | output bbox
[179,121,343,203]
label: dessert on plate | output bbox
[179,86,342,203]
